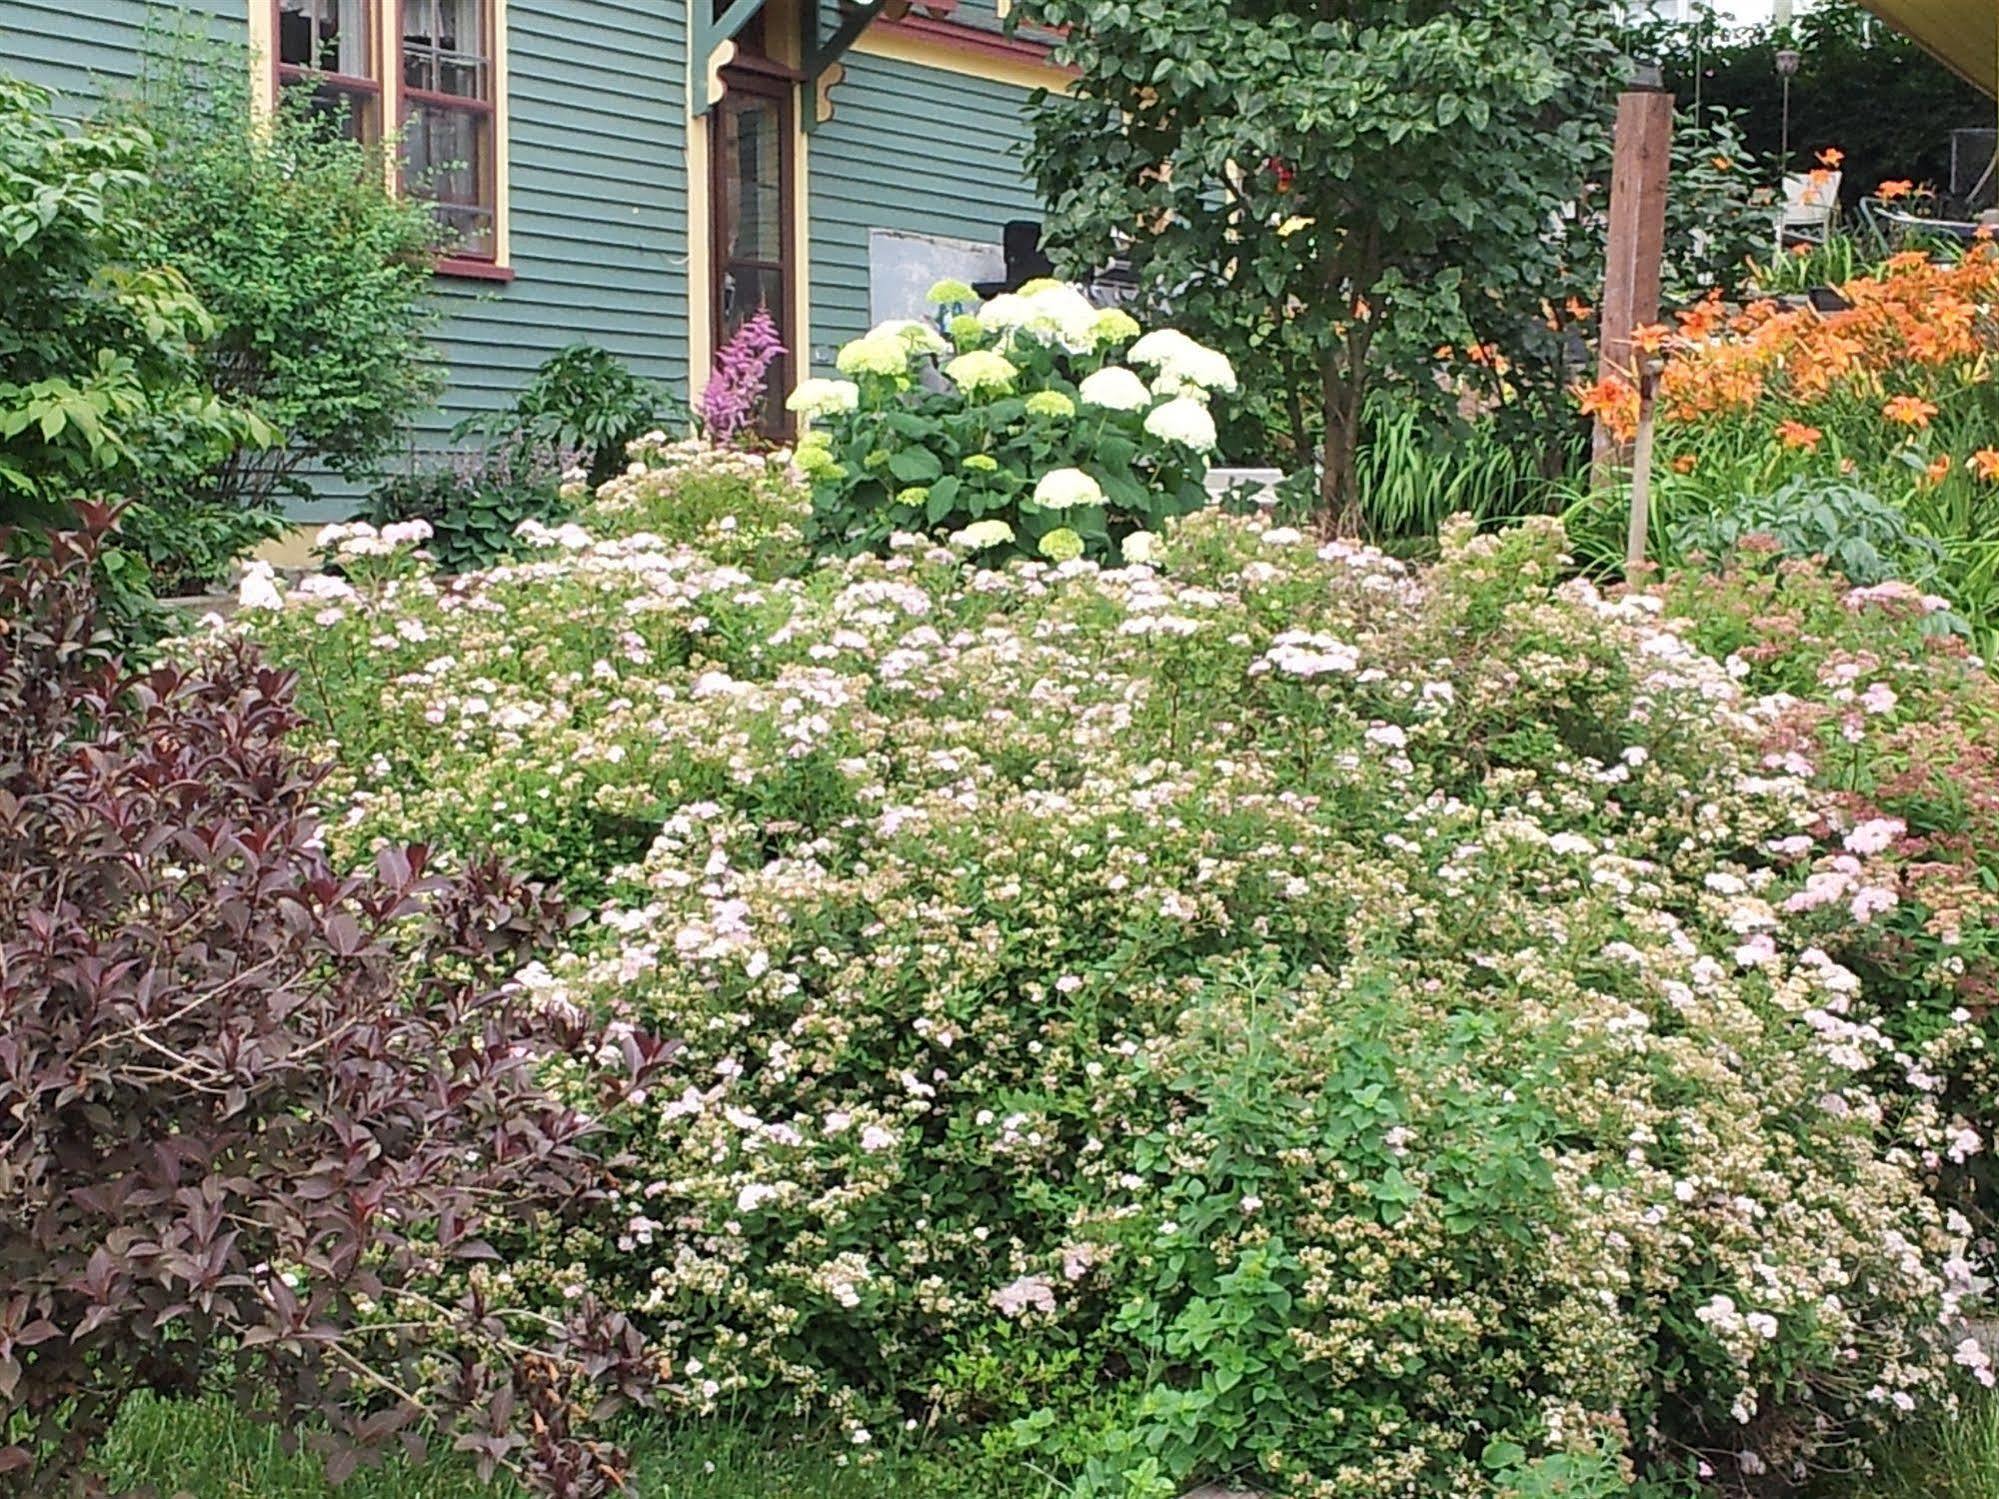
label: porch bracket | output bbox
[692,0,770,114]
[802,0,901,132]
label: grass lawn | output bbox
[94,1388,1999,1498]
[95,1394,1058,1498]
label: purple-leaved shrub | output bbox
[0,520,676,1496]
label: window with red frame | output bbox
[275,0,380,143]
[399,0,498,261]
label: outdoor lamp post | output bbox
[1776,46,1801,174]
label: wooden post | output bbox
[1625,359,1662,577]
[1593,77,1674,486]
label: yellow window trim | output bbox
[850,24,1073,95]
[248,0,512,274]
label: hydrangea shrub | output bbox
[788,280,1233,564]
[219,468,1983,1498]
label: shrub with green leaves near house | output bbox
[0,75,274,592]
[213,460,1983,1498]
[117,58,444,529]
[790,279,1227,564]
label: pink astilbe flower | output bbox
[698,308,786,446]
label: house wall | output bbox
[804,41,1048,369]
[3,1,1058,517]
[0,0,240,102]
[411,0,689,515]
[1,0,690,520]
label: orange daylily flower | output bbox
[1922,454,1953,487]
[1574,376,1640,442]
[1671,453,1698,474]
[1630,322,1671,357]
[1973,448,1999,480]
[1882,394,1938,428]
[1711,155,1734,171]
[1648,245,1999,454]
[1675,295,1725,341]
[1565,296,1593,322]
[1878,179,1915,202]
[1817,147,1844,167]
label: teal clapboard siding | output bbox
[0,0,689,520]
[0,0,241,106]
[352,0,689,520]
[806,48,1041,366]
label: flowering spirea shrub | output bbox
[789,280,1232,564]
[1657,549,1999,1222]
[581,432,811,579]
[221,480,1982,1497]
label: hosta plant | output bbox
[222,476,1982,1498]
[0,523,675,1497]
[789,280,1229,563]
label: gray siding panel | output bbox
[806,49,1042,368]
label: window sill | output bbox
[436,256,515,282]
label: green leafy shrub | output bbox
[1669,475,1954,595]
[215,473,1980,1497]
[365,435,571,574]
[0,77,273,549]
[371,344,682,574]
[117,57,443,521]
[791,280,1222,563]
[459,343,679,488]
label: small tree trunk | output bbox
[1318,357,1364,538]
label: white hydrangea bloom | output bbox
[974,293,1036,333]
[943,350,1019,395]
[1032,467,1105,510]
[1129,328,1239,394]
[835,334,909,377]
[787,377,861,417]
[1143,395,1219,453]
[1078,366,1153,412]
[976,283,1098,353]
[949,519,1016,550]
[868,318,950,357]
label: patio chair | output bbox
[1856,195,1986,253]
[1775,169,1841,252]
